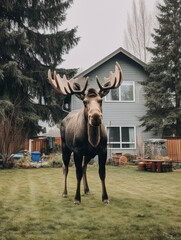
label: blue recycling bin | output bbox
[31,151,41,162]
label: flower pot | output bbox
[22,163,30,168]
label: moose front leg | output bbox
[83,156,90,195]
[98,151,109,204]
[74,153,83,205]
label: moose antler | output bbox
[48,70,89,97]
[96,62,123,97]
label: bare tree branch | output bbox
[123,0,157,62]
[0,102,29,167]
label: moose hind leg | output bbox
[74,153,83,205]
[98,152,109,204]
[83,156,90,195]
[62,146,71,198]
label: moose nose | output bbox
[89,112,102,126]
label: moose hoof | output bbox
[74,200,81,205]
[103,199,110,204]
[62,193,68,198]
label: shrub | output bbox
[53,143,62,154]
[123,153,135,162]
[15,155,32,168]
[18,155,31,164]
[106,158,115,166]
[47,155,63,168]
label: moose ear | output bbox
[99,82,111,98]
[73,82,85,100]
[99,89,110,98]
[73,82,81,90]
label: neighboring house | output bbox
[71,47,157,158]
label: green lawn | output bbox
[0,166,181,240]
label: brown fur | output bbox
[61,89,108,204]
[48,62,123,204]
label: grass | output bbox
[0,166,181,240]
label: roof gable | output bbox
[76,47,147,77]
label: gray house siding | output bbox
[71,51,155,157]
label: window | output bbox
[107,126,136,149]
[106,81,135,102]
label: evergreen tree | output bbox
[140,0,181,137]
[0,0,79,137]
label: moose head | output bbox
[48,62,123,129]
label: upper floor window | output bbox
[105,81,135,102]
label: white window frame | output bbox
[105,81,135,102]
[106,126,136,150]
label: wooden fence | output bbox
[166,138,181,162]
[54,137,62,147]
[31,138,46,152]
[25,137,62,153]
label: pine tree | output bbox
[140,0,181,137]
[0,0,79,135]
[0,0,79,164]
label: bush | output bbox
[123,153,135,162]
[106,158,115,166]
[53,143,62,154]
[47,155,63,168]
[15,154,32,168]
[18,155,31,164]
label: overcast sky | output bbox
[61,0,158,71]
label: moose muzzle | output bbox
[88,111,102,126]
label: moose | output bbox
[48,62,123,205]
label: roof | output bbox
[76,47,147,77]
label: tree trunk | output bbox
[2,154,9,168]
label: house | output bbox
[70,47,156,158]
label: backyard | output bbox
[0,166,181,240]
